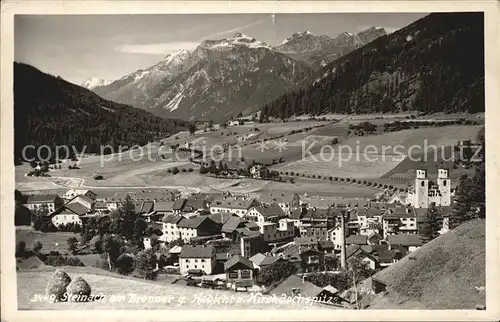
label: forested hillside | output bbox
[14,63,190,162]
[260,13,484,119]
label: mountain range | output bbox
[14,62,190,162]
[261,12,485,119]
[90,27,387,121]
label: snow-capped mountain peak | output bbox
[200,33,270,50]
[81,77,112,89]
[163,49,191,65]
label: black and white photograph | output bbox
[1,1,499,320]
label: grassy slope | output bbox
[16,229,80,254]
[368,219,485,309]
[17,266,324,310]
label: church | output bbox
[405,168,454,208]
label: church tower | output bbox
[437,168,451,206]
[414,169,429,208]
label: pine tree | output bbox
[419,203,441,242]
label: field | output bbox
[17,266,328,310]
[271,125,482,181]
[366,219,485,309]
[16,229,80,254]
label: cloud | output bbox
[114,41,200,55]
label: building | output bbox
[66,195,95,211]
[224,255,255,290]
[209,196,257,217]
[63,189,97,201]
[177,216,221,242]
[271,275,337,303]
[179,245,216,275]
[249,253,282,270]
[295,207,335,241]
[354,208,384,236]
[381,207,418,238]
[387,234,424,252]
[50,202,92,226]
[24,194,63,213]
[345,245,379,270]
[245,204,294,243]
[258,192,300,215]
[153,201,175,216]
[406,169,452,208]
[240,231,263,259]
[160,214,183,242]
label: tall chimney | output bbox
[340,214,347,270]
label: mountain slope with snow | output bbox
[93,33,313,121]
[81,77,112,89]
[274,27,387,70]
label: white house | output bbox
[245,204,294,243]
[160,214,183,243]
[179,245,216,275]
[209,196,257,217]
[24,194,63,213]
[258,192,300,215]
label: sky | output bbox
[15,13,427,85]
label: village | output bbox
[15,166,455,307]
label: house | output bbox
[354,207,384,236]
[318,240,336,255]
[50,201,92,227]
[228,120,240,126]
[238,228,263,258]
[382,207,418,238]
[258,192,300,215]
[63,189,97,201]
[387,234,424,252]
[345,234,368,246]
[249,253,283,270]
[209,196,257,217]
[172,198,187,214]
[179,245,216,275]
[224,255,255,290]
[177,216,221,242]
[153,201,175,216]
[66,194,95,210]
[299,248,324,272]
[415,206,453,235]
[221,217,245,240]
[294,237,318,253]
[24,194,63,213]
[295,207,334,241]
[345,245,378,270]
[160,214,183,242]
[271,275,335,303]
[246,203,287,224]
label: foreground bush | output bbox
[66,277,91,302]
[45,269,71,302]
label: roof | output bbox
[251,203,285,218]
[355,207,384,218]
[137,201,154,214]
[224,255,254,271]
[94,201,108,209]
[300,207,335,219]
[271,275,323,298]
[346,245,377,262]
[236,227,261,238]
[25,194,59,203]
[384,207,417,219]
[183,197,206,211]
[211,197,256,210]
[63,202,91,216]
[162,214,183,224]
[177,216,214,229]
[346,234,368,245]
[258,192,298,204]
[68,194,94,205]
[172,198,187,211]
[294,237,318,245]
[318,240,335,249]
[169,245,183,254]
[208,212,235,224]
[221,217,244,233]
[259,255,282,266]
[179,245,215,258]
[154,201,175,212]
[387,234,424,247]
[249,253,267,266]
[323,285,339,294]
[64,189,93,197]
